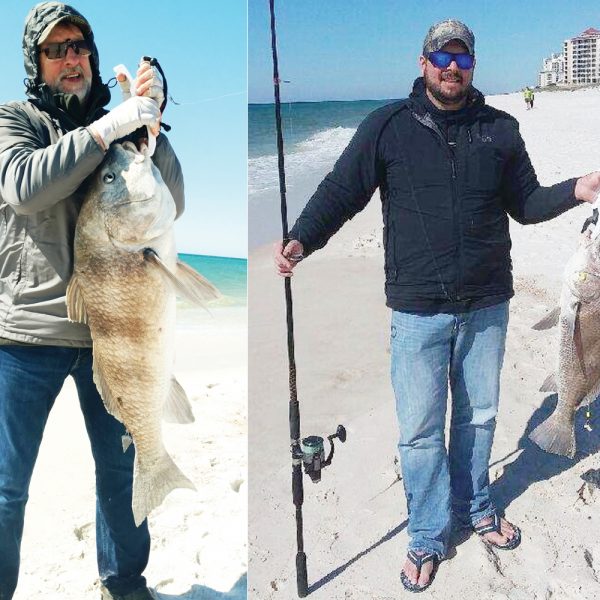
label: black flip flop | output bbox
[473,513,521,550]
[400,549,439,593]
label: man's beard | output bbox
[50,67,92,104]
[425,71,470,106]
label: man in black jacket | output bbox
[274,19,600,593]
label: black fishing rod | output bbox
[268,1,346,596]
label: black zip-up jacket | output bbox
[289,78,581,313]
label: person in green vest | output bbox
[524,87,534,109]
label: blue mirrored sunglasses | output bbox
[427,50,474,70]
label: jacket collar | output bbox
[408,77,484,122]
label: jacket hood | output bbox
[409,77,485,116]
[22,2,110,121]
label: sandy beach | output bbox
[15,303,247,600]
[248,87,600,599]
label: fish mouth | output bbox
[113,196,156,208]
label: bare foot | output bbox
[401,551,435,588]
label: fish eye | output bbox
[103,172,115,184]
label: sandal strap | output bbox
[407,549,437,570]
[474,513,501,536]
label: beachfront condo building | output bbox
[563,27,600,85]
[538,53,565,87]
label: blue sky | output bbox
[0,0,247,258]
[249,0,600,103]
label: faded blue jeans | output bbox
[0,346,150,599]
[390,301,509,558]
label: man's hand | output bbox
[88,96,161,151]
[134,60,165,108]
[273,239,304,277]
[575,171,600,204]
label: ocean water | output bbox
[248,99,397,249]
[179,253,247,306]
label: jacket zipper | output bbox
[412,111,462,302]
[448,144,461,300]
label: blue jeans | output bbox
[390,301,509,558]
[0,346,150,599]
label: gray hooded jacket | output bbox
[0,2,184,346]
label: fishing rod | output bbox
[268,1,347,597]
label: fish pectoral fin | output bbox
[66,274,89,324]
[563,300,578,342]
[532,306,560,330]
[163,376,195,424]
[92,355,124,422]
[573,302,588,379]
[142,248,220,307]
[175,260,221,305]
[539,372,557,393]
[564,300,587,379]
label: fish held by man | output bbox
[530,217,600,458]
[66,141,218,526]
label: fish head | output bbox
[579,225,600,265]
[90,141,176,247]
[564,228,600,303]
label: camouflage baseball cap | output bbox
[423,19,475,55]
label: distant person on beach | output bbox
[0,3,183,599]
[524,87,534,109]
[274,18,600,593]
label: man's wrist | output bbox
[87,125,107,152]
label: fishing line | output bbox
[268,1,346,596]
[164,90,246,105]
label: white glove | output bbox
[88,96,160,150]
[113,64,133,100]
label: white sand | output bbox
[16,304,247,599]
[248,87,600,599]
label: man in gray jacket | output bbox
[0,3,184,599]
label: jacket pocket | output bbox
[466,145,504,193]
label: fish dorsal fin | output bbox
[539,372,557,393]
[143,248,220,306]
[66,274,89,324]
[163,376,195,424]
[92,353,124,423]
[532,307,560,330]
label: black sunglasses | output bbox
[40,39,91,60]
[428,50,475,70]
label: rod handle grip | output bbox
[292,463,304,507]
[296,551,308,597]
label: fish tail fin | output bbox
[132,453,196,527]
[529,410,576,458]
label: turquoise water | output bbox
[179,253,247,306]
[248,99,397,249]
[249,99,396,159]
